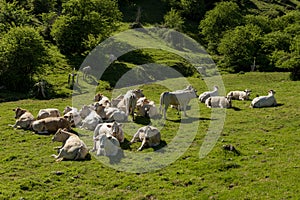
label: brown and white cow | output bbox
[51,128,89,161]
[37,108,60,120]
[32,117,71,134]
[11,107,34,129]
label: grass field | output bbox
[0,72,300,199]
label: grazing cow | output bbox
[227,89,251,101]
[205,96,232,108]
[136,97,158,118]
[82,65,92,79]
[11,107,34,129]
[37,108,60,120]
[129,126,161,151]
[117,89,144,120]
[32,117,71,134]
[199,86,219,103]
[250,90,277,108]
[51,128,89,161]
[159,86,198,119]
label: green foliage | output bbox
[0,0,34,33]
[218,24,262,72]
[163,8,184,31]
[0,26,48,92]
[179,0,205,21]
[199,1,243,51]
[244,15,272,34]
[51,0,122,63]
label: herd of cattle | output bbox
[10,85,277,161]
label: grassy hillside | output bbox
[1,72,300,199]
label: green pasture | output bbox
[0,72,300,199]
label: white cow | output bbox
[117,89,144,120]
[251,90,277,108]
[37,108,60,120]
[11,107,34,129]
[111,94,124,107]
[63,109,81,127]
[159,86,198,119]
[227,89,251,101]
[205,96,232,108]
[82,65,92,79]
[80,110,102,131]
[199,86,219,103]
[94,134,120,156]
[51,128,89,161]
[129,126,161,151]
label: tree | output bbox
[180,0,205,21]
[0,0,34,33]
[218,24,263,72]
[199,1,243,52]
[163,8,184,31]
[51,0,122,63]
[0,26,48,92]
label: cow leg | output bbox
[183,105,187,117]
[137,138,147,151]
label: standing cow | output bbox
[159,86,198,119]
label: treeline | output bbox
[162,0,299,79]
[0,0,299,94]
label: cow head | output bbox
[13,107,26,119]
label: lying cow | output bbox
[32,117,71,134]
[159,86,198,119]
[93,133,120,157]
[199,86,219,103]
[11,107,34,129]
[63,109,81,127]
[136,97,158,118]
[37,108,60,120]
[95,103,127,122]
[129,125,161,151]
[111,94,124,107]
[251,90,277,108]
[227,89,251,101]
[51,128,89,161]
[205,96,232,108]
[94,93,111,107]
[93,122,124,144]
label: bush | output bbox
[0,26,48,92]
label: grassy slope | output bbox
[1,72,300,199]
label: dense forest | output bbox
[0,0,299,95]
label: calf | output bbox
[32,117,71,134]
[11,107,34,129]
[37,108,60,120]
[51,128,89,161]
[130,126,161,151]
